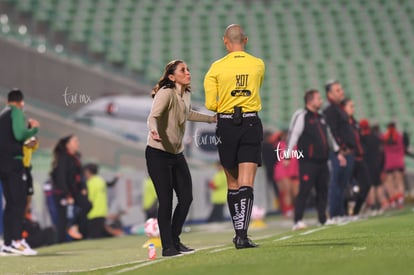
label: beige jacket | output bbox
[147,87,215,154]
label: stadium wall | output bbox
[0,37,149,112]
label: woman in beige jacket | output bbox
[146,60,215,257]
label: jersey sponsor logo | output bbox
[232,74,251,96]
[236,74,249,86]
[231,90,251,97]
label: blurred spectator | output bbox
[22,134,39,218]
[0,181,3,237]
[382,122,406,208]
[341,99,371,216]
[106,175,126,237]
[323,81,355,221]
[51,135,91,243]
[0,89,39,256]
[273,130,299,217]
[402,130,414,158]
[142,176,158,220]
[22,201,56,248]
[44,177,59,232]
[84,163,112,239]
[262,130,280,210]
[207,163,227,222]
[287,89,345,230]
[359,120,388,211]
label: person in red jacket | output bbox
[273,130,299,217]
[382,122,406,208]
[359,119,388,212]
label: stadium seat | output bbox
[1,0,413,131]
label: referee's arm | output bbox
[204,67,218,112]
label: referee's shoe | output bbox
[233,236,258,249]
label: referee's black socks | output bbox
[227,189,239,232]
[228,186,254,239]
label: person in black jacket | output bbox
[287,90,346,230]
[359,119,387,211]
[323,81,355,221]
[341,99,371,216]
[0,89,39,255]
[51,135,90,243]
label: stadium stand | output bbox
[0,0,414,229]
[0,0,413,137]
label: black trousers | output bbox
[294,160,329,224]
[88,217,110,239]
[145,146,193,250]
[53,194,68,243]
[352,159,371,215]
[0,159,28,246]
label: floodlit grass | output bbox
[1,208,414,275]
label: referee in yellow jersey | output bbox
[204,24,265,249]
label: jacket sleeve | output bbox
[187,110,215,123]
[53,157,70,196]
[323,105,342,147]
[327,126,340,152]
[147,89,171,133]
[204,65,218,112]
[11,107,38,142]
[286,109,306,152]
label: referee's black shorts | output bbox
[216,113,263,170]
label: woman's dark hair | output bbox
[151,60,190,97]
[384,122,398,145]
[51,134,73,169]
[340,97,352,107]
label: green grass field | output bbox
[1,208,414,275]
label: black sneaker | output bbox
[175,242,195,254]
[234,236,258,249]
[162,247,182,257]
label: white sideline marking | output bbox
[113,245,227,274]
[259,233,278,239]
[209,247,232,253]
[112,259,167,274]
[273,235,293,242]
[299,227,327,235]
[57,213,388,274]
[41,260,148,274]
